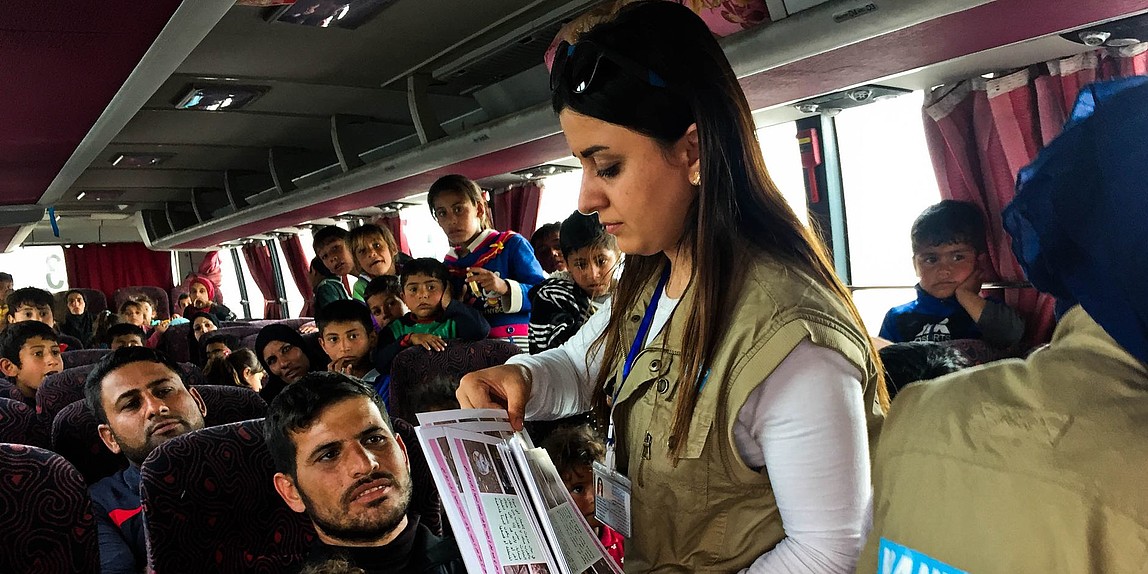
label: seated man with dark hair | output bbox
[265,372,464,574]
[85,347,208,574]
[106,322,147,350]
[877,341,971,401]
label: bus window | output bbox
[403,201,452,260]
[217,248,263,320]
[535,170,581,228]
[757,121,810,226]
[834,90,942,331]
[0,246,69,292]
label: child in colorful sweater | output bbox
[429,174,546,352]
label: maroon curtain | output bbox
[240,242,283,319]
[491,182,542,237]
[196,251,224,303]
[64,243,174,305]
[922,46,1148,348]
[378,214,410,255]
[279,235,314,318]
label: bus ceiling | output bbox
[2,0,1146,252]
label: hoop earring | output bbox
[689,172,701,186]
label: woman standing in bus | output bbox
[429,174,547,352]
[458,3,887,572]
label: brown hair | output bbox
[427,174,492,229]
[347,223,400,276]
[552,2,888,459]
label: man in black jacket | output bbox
[266,372,464,573]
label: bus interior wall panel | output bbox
[0,0,182,206]
[738,0,1148,112]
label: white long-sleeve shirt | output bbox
[510,293,871,573]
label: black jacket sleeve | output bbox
[443,299,490,341]
[374,322,406,375]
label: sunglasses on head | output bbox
[550,40,669,94]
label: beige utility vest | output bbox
[611,258,882,573]
[858,306,1148,573]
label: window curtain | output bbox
[921,45,1148,347]
[64,243,174,305]
[279,235,314,318]
[196,251,224,303]
[491,182,543,238]
[240,242,283,320]
[378,213,411,255]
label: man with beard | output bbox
[265,372,464,573]
[84,347,208,573]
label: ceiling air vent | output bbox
[793,84,912,115]
[174,84,267,111]
[1061,12,1148,48]
[265,0,396,29]
[109,153,173,167]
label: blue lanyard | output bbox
[621,267,670,383]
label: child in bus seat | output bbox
[202,348,266,392]
[404,374,462,417]
[119,300,168,349]
[528,211,620,354]
[107,323,146,350]
[133,294,188,328]
[172,292,190,319]
[879,200,1024,349]
[61,289,94,348]
[316,299,379,384]
[429,174,547,352]
[374,258,491,380]
[309,256,352,313]
[0,272,13,331]
[313,225,358,298]
[131,295,176,345]
[530,221,566,274]
[363,275,406,331]
[877,340,972,401]
[183,275,235,322]
[91,310,122,349]
[7,287,82,350]
[348,223,412,301]
[202,332,242,363]
[0,321,63,406]
[540,424,624,568]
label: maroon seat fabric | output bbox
[38,363,208,423]
[160,323,265,364]
[51,385,266,485]
[0,443,99,573]
[61,349,111,369]
[222,318,312,330]
[0,397,48,447]
[113,286,172,320]
[51,401,125,485]
[388,340,521,423]
[0,377,22,401]
[140,420,317,573]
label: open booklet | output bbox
[415,409,623,574]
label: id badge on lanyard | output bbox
[595,267,669,539]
